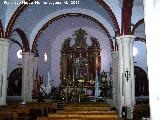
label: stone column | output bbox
[116,38,124,116]
[22,52,34,102]
[122,35,135,106]
[111,51,119,108]
[0,38,10,105]
[117,35,135,118]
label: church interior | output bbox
[0,0,153,119]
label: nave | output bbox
[2,0,159,119]
[0,100,149,120]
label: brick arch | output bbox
[98,0,120,36]
[132,18,144,34]
[11,28,30,52]
[4,0,120,51]
[5,0,34,38]
[132,19,145,43]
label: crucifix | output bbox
[125,68,131,82]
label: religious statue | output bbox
[74,28,87,47]
[74,55,87,80]
[39,71,51,96]
[62,37,71,50]
[95,71,100,97]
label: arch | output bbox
[30,8,115,48]
[4,1,119,43]
[5,0,34,37]
[98,0,120,36]
[134,66,149,97]
[135,37,146,43]
[12,28,30,52]
[31,13,114,53]
[7,68,22,96]
[132,18,144,34]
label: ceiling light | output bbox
[44,52,47,62]
[17,50,22,58]
[133,47,138,56]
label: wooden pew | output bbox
[0,110,18,120]
[0,104,30,119]
[37,117,83,120]
[26,102,57,116]
[37,117,123,120]
[0,102,57,119]
[65,106,110,111]
[67,103,109,107]
[27,102,57,116]
[56,110,117,114]
[38,102,120,120]
[48,113,118,119]
[133,104,150,120]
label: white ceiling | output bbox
[1,0,147,74]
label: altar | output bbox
[59,28,112,102]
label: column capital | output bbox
[34,57,39,62]
[111,51,119,58]
[0,38,11,46]
[22,52,34,57]
[116,35,135,45]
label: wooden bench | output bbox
[0,102,57,119]
[65,106,110,111]
[37,117,84,120]
[27,102,57,116]
[0,110,18,120]
[133,104,150,120]
[56,110,117,114]
[0,104,30,119]
[67,103,109,107]
[37,117,123,120]
[48,113,118,118]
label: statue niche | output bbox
[60,28,101,98]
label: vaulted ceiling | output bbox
[0,0,147,76]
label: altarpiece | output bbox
[60,28,101,101]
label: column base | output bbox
[0,98,6,105]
